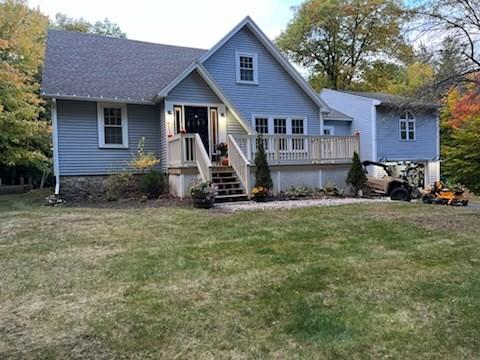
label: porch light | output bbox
[220,113,225,117]
[167,110,172,115]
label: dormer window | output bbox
[236,52,258,84]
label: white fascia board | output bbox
[198,16,330,112]
[41,93,155,105]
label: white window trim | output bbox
[235,51,258,84]
[97,103,129,148]
[399,111,416,141]
[252,115,308,135]
[323,125,335,135]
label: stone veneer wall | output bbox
[60,175,109,201]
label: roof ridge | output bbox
[47,29,208,52]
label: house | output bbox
[41,16,360,200]
[320,90,441,187]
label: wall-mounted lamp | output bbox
[167,110,172,115]
[220,113,225,117]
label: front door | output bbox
[184,106,209,153]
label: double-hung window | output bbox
[274,118,287,150]
[236,52,258,84]
[98,103,128,148]
[255,117,269,134]
[400,111,415,141]
[291,118,305,150]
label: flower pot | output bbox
[192,196,215,209]
[253,196,268,202]
[221,157,229,166]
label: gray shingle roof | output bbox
[41,30,207,103]
[324,107,352,121]
[342,91,439,109]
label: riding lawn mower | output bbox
[422,181,469,206]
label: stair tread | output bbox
[216,193,248,198]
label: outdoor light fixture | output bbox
[167,110,172,115]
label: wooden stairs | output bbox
[212,166,249,202]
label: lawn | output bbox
[1,191,479,359]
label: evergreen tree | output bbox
[346,152,367,196]
[254,137,273,189]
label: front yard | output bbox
[1,191,479,359]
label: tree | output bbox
[276,0,408,90]
[346,152,367,196]
[442,117,480,194]
[51,13,126,38]
[254,138,273,189]
[412,0,480,95]
[0,0,51,178]
[440,77,480,193]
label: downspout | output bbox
[51,98,60,195]
[371,103,378,162]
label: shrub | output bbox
[285,185,313,198]
[254,136,273,189]
[130,137,160,173]
[324,182,344,197]
[106,173,136,201]
[346,152,367,196]
[138,170,165,199]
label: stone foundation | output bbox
[60,175,109,201]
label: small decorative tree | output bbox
[130,137,160,173]
[347,152,367,196]
[252,136,273,200]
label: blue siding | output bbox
[324,120,351,136]
[167,70,220,104]
[204,26,321,134]
[57,100,161,175]
[376,108,438,161]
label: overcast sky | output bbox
[28,0,300,48]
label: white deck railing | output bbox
[227,134,251,192]
[195,133,212,181]
[233,135,360,164]
[168,133,359,181]
[168,133,212,180]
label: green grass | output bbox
[1,190,480,359]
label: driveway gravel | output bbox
[215,197,388,212]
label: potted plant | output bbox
[216,142,228,156]
[189,181,217,209]
[215,142,228,165]
[251,185,270,202]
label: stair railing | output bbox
[194,133,212,181]
[227,134,251,194]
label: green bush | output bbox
[106,173,136,201]
[347,152,367,196]
[254,137,273,189]
[138,170,166,199]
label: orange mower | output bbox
[422,181,469,206]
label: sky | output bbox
[28,0,300,48]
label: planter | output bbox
[192,196,215,209]
[221,157,229,166]
[253,195,272,202]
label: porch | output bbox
[167,133,360,197]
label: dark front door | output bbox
[184,106,209,153]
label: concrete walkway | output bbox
[215,197,388,212]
